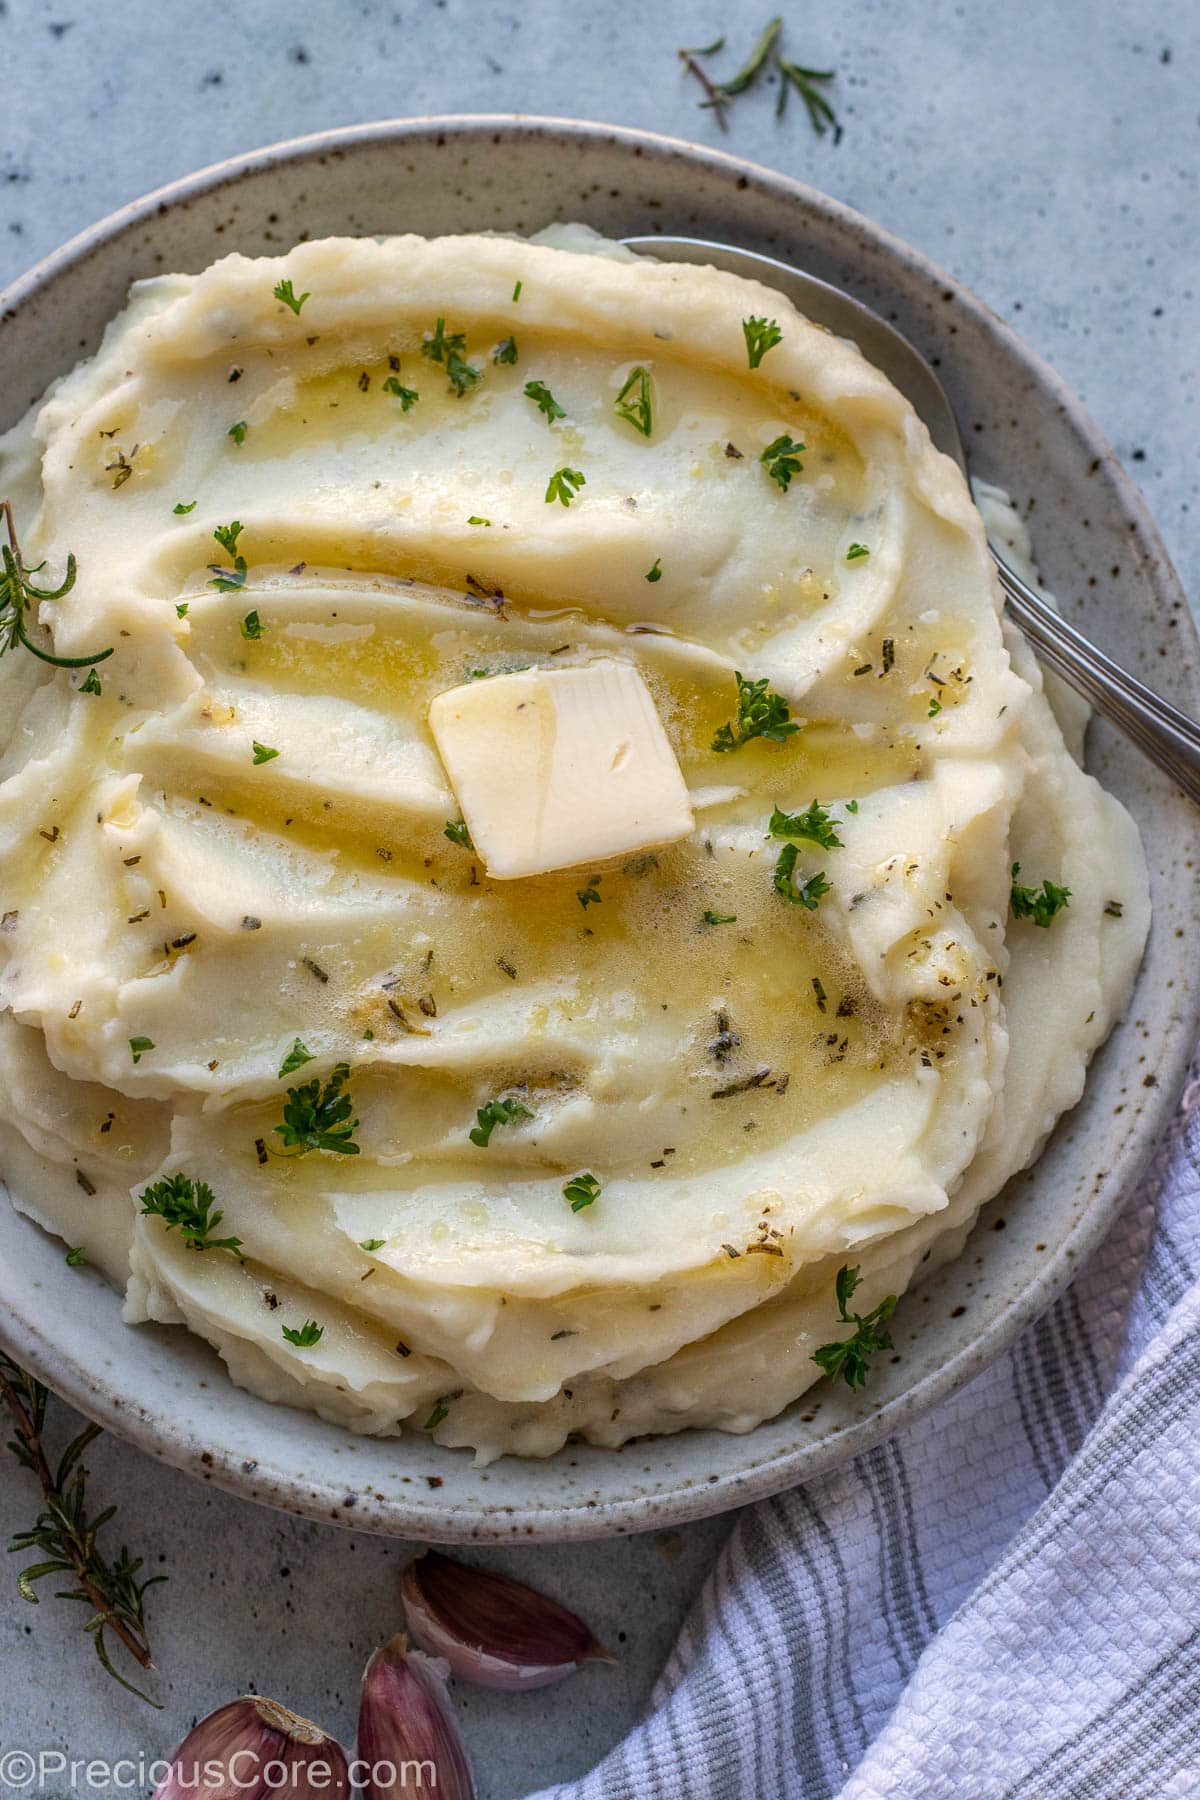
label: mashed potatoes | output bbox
[0,228,1148,1461]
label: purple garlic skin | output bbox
[399,1549,616,1690]
[153,1695,349,1800]
[357,1635,475,1800]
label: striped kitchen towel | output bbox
[531,1066,1200,1800]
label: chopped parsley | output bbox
[210,560,247,593]
[213,520,243,557]
[277,1037,315,1080]
[470,1095,534,1147]
[173,501,197,515]
[545,467,586,507]
[79,668,103,696]
[444,818,473,848]
[811,1265,897,1389]
[228,421,248,445]
[563,1171,601,1213]
[359,1238,386,1252]
[274,1063,360,1156]
[703,910,737,926]
[424,1398,452,1430]
[382,375,419,409]
[467,515,492,526]
[176,603,189,618]
[712,670,799,752]
[646,558,663,583]
[577,875,602,909]
[129,1036,154,1064]
[65,1246,87,1267]
[846,799,859,813]
[761,433,806,492]
[614,366,653,436]
[512,280,523,303]
[928,695,943,718]
[743,315,783,369]
[846,542,870,561]
[768,799,843,849]
[281,1319,323,1347]
[138,1173,243,1256]
[252,741,280,765]
[273,278,310,314]
[1010,863,1071,928]
[773,844,831,910]
[239,610,263,640]
[524,379,566,423]
[421,317,480,397]
[493,336,518,365]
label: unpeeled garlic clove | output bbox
[153,1695,349,1800]
[399,1549,616,1690]
[358,1635,474,1800]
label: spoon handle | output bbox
[994,551,1200,804]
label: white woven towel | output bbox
[530,1069,1200,1799]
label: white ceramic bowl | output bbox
[1,117,1196,1542]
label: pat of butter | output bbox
[428,661,695,879]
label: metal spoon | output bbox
[622,234,1200,804]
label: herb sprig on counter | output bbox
[1010,864,1072,928]
[811,1265,897,1389]
[679,18,842,141]
[712,671,799,752]
[0,1352,164,1702]
[0,502,113,671]
[138,1174,243,1256]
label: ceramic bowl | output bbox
[1,116,1196,1542]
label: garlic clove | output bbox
[358,1635,475,1800]
[153,1695,349,1800]
[399,1549,616,1691]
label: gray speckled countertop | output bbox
[1,0,1197,1792]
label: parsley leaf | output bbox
[1010,863,1072,928]
[512,280,523,303]
[524,379,566,423]
[273,278,310,315]
[563,1171,601,1212]
[545,467,586,507]
[469,1095,534,1147]
[252,741,279,765]
[139,1173,243,1256]
[213,521,243,557]
[846,542,870,560]
[278,1037,315,1080]
[65,1245,87,1267]
[228,421,247,446]
[424,1398,452,1430]
[703,910,737,925]
[743,316,783,369]
[173,500,197,515]
[239,608,263,639]
[281,1319,323,1347]
[712,670,799,752]
[768,799,843,849]
[646,558,663,583]
[761,433,806,491]
[359,1238,386,1253]
[773,844,831,910]
[614,366,653,437]
[79,668,102,696]
[422,318,480,397]
[577,875,602,909]
[467,515,491,527]
[444,818,473,848]
[382,375,419,410]
[129,1036,154,1064]
[274,1063,360,1156]
[811,1264,897,1389]
[928,695,943,718]
[493,336,518,365]
[209,557,247,593]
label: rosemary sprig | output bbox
[0,502,113,670]
[0,1353,163,1702]
[679,18,842,141]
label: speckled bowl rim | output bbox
[0,114,1197,1543]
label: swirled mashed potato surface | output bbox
[0,228,1148,1460]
